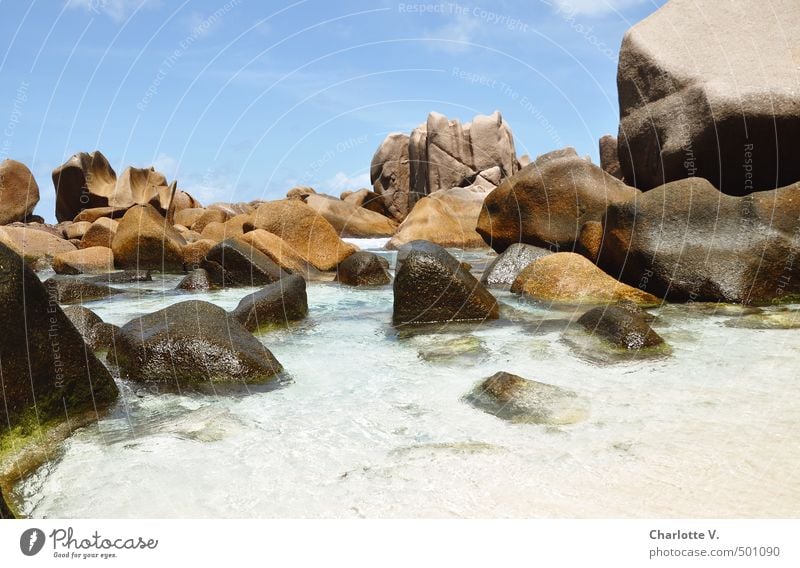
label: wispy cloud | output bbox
[548,0,652,16]
[66,0,158,23]
[322,171,370,195]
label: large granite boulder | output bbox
[0,225,76,268]
[480,243,552,289]
[617,0,800,194]
[80,217,118,249]
[111,204,186,272]
[598,135,622,180]
[0,242,118,430]
[305,194,397,238]
[110,300,283,386]
[477,148,637,252]
[370,133,411,221]
[597,177,800,303]
[511,252,659,305]
[52,246,114,275]
[0,159,39,224]
[236,230,316,276]
[61,305,106,350]
[201,238,286,288]
[250,200,356,271]
[231,274,308,332]
[393,240,499,325]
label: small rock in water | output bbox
[417,335,485,362]
[480,243,552,289]
[43,276,124,304]
[577,305,664,349]
[87,269,152,284]
[723,309,800,329]
[177,268,212,291]
[335,251,391,286]
[464,371,588,425]
[231,274,308,332]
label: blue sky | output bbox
[0,0,665,222]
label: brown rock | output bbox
[370,133,411,221]
[111,204,186,272]
[236,230,314,275]
[173,207,206,229]
[477,148,637,252]
[0,159,40,224]
[577,221,604,263]
[192,208,231,232]
[65,221,92,240]
[286,186,316,201]
[73,206,129,223]
[52,246,114,275]
[511,252,658,304]
[599,135,623,180]
[305,194,397,238]
[182,238,216,270]
[52,151,117,222]
[80,217,118,249]
[0,225,76,267]
[250,200,357,271]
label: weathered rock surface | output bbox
[0,159,40,224]
[393,240,499,325]
[577,305,664,350]
[335,251,391,286]
[596,177,800,303]
[0,242,118,430]
[477,148,637,252]
[111,204,186,272]
[231,274,308,332]
[52,246,114,275]
[250,200,356,271]
[599,135,623,180]
[617,0,800,194]
[80,217,118,249]
[0,225,76,268]
[201,239,286,288]
[177,268,212,291]
[480,243,552,289]
[464,371,588,425]
[44,276,123,304]
[511,252,659,305]
[110,300,283,385]
[61,305,105,350]
[370,133,411,221]
[305,194,397,238]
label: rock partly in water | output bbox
[464,371,588,425]
[0,242,118,431]
[512,252,659,305]
[201,238,286,288]
[110,300,283,386]
[617,0,800,194]
[393,240,499,325]
[335,251,391,286]
[61,305,104,350]
[177,268,212,291]
[111,204,186,272]
[52,246,114,275]
[723,309,800,330]
[577,305,664,350]
[0,159,40,225]
[43,277,123,304]
[477,148,637,252]
[231,274,309,332]
[596,177,800,303]
[86,269,151,284]
[480,243,552,289]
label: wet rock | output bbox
[477,148,637,252]
[0,489,13,519]
[201,238,286,288]
[177,268,212,291]
[596,177,800,303]
[417,335,485,362]
[393,240,499,325]
[0,242,118,430]
[90,322,120,351]
[52,246,114,275]
[480,243,552,289]
[577,305,664,349]
[182,239,216,270]
[110,300,283,386]
[335,251,391,286]
[0,159,40,225]
[512,253,659,305]
[43,276,123,304]
[112,204,186,272]
[86,269,151,284]
[617,0,800,193]
[231,274,308,332]
[61,305,103,349]
[250,200,357,271]
[723,309,800,329]
[464,371,588,425]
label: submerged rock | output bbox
[464,371,588,425]
[44,276,124,304]
[335,251,391,286]
[417,335,485,362]
[110,300,283,386]
[393,240,499,325]
[723,309,800,330]
[480,243,552,289]
[0,242,118,430]
[231,275,309,332]
[577,305,664,350]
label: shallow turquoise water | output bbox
[14,242,800,518]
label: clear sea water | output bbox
[14,239,800,518]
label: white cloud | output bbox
[66,0,157,23]
[323,171,371,195]
[550,0,651,16]
[152,153,178,179]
